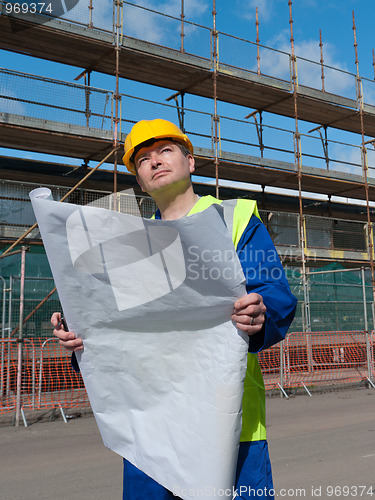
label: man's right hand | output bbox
[51,312,83,352]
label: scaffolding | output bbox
[1,0,375,336]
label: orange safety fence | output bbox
[0,339,36,413]
[259,331,375,391]
[257,342,283,391]
[1,333,374,415]
[37,338,89,411]
[0,338,89,415]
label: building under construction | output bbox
[0,1,374,410]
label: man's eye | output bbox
[161,147,171,153]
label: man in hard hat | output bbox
[52,118,297,499]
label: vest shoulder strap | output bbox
[221,199,260,249]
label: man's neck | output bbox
[154,185,198,220]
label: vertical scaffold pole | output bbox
[256,7,261,75]
[88,0,93,28]
[319,29,325,92]
[84,71,92,128]
[15,246,26,427]
[113,0,122,198]
[212,0,219,199]
[352,12,375,314]
[289,0,312,368]
[180,0,185,53]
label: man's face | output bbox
[134,140,195,196]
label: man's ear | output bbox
[188,155,195,174]
[136,175,145,192]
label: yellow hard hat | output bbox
[123,118,194,174]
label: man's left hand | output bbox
[231,293,266,336]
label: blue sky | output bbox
[3,1,373,88]
[1,0,375,200]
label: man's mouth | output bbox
[152,170,170,179]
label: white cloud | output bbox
[150,0,209,18]
[90,0,114,30]
[365,147,375,178]
[60,0,113,30]
[238,0,319,24]
[118,0,209,47]
[294,40,354,96]
[257,34,354,98]
[328,142,363,176]
[123,3,166,45]
[0,84,26,116]
[361,79,375,107]
[239,0,275,23]
[60,1,209,44]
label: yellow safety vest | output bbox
[187,195,267,442]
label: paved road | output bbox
[267,388,375,499]
[0,412,122,500]
[0,388,374,499]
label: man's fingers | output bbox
[233,303,267,317]
[235,320,263,335]
[51,311,61,327]
[58,338,83,352]
[55,331,83,351]
[51,311,83,352]
[55,329,75,341]
[234,297,260,310]
[232,294,266,336]
[232,313,262,324]
[234,293,264,311]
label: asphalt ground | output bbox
[267,387,375,499]
[0,387,374,500]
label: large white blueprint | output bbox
[30,188,249,499]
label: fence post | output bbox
[38,338,48,409]
[371,302,375,384]
[15,246,27,427]
[279,340,284,397]
[304,270,314,373]
[362,267,374,385]
[6,276,13,396]
[1,276,7,396]
[29,339,36,409]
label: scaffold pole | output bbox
[352,11,375,310]
[113,0,122,197]
[256,7,261,75]
[319,29,325,92]
[212,0,219,199]
[180,0,185,53]
[289,0,313,376]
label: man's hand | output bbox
[51,312,83,352]
[231,293,266,336]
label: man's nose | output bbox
[151,152,162,167]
